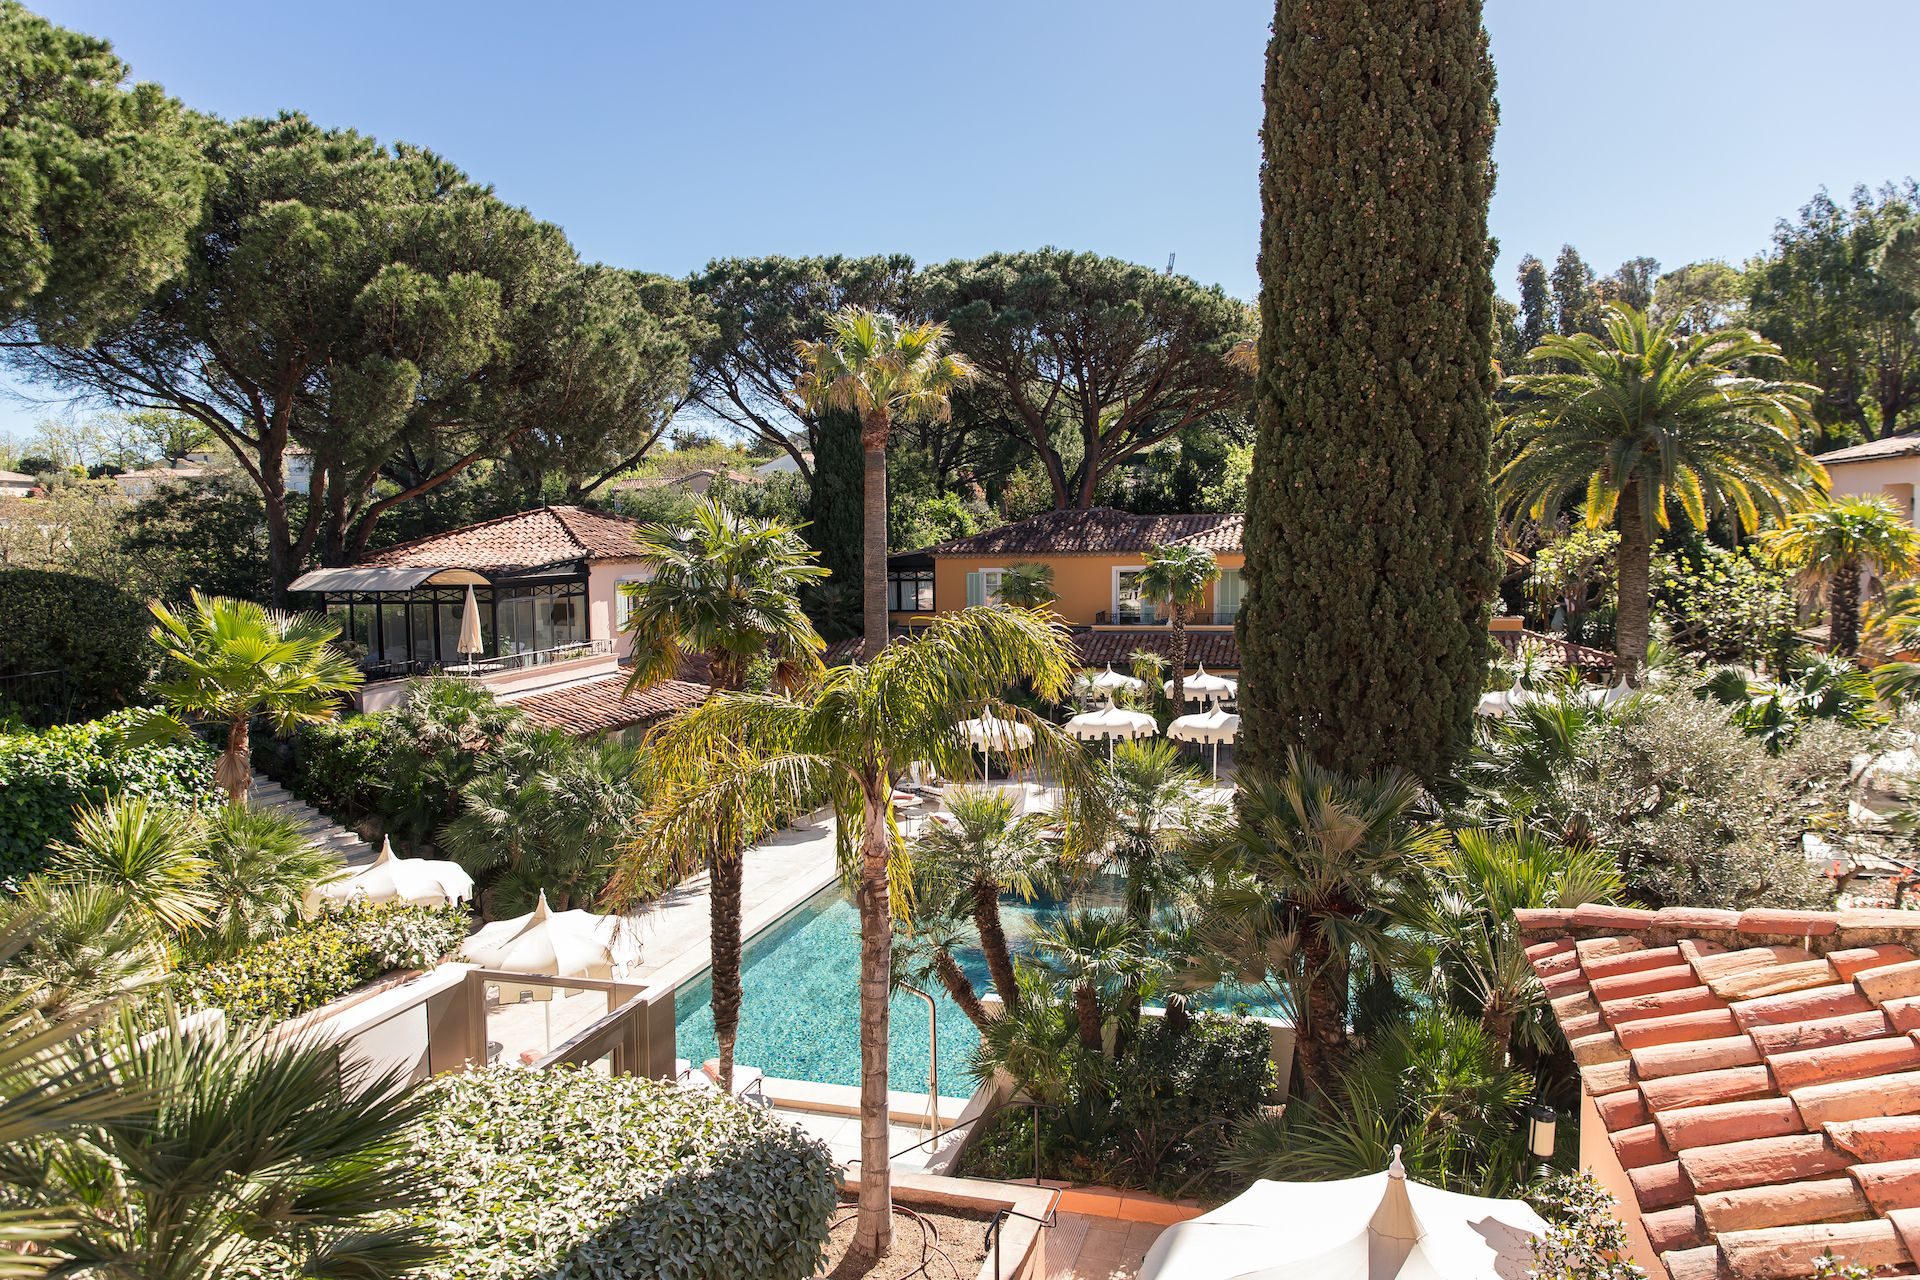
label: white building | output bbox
[1816,435,1920,520]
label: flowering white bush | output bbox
[410,1066,836,1280]
[1527,1170,1646,1280]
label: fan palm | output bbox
[1498,304,1825,679]
[195,806,343,959]
[911,787,1055,1014]
[612,606,1090,1260]
[381,678,522,846]
[1199,750,1440,1097]
[1417,823,1621,1059]
[616,500,825,1091]
[2,1021,439,1279]
[6,881,164,1014]
[129,592,363,805]
[1031,910,1147,1053]
[45,796,212,951]
[1135,544,1220,709]
[793,307,977,659]
[994,563,1057,610]
[1760,494,1920,656]
[1080,738,1210,926]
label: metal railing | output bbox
[0,668,75,727]
[1095,609,1241,627]
[359,637,615,683]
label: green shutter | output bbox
[1216,569,1243,620]
[966,571,984,607]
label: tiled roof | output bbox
[358,506,644,573]
[823,626,1239,671]
[920,508,1242,557]
[1815,435,1920,465]
[1522,905,1920,1280]
[501,675,705,736]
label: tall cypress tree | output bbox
[1237,0,1499,783]
[1516,255,1551,353]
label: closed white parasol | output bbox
[1139,1148,1548,1280]
[1064,698,1157,759]
[462,890,639,1004]
[1164,664,1237,703]
[456,584,484,666]
[1166,702,1239,777]
[303,837,473,913]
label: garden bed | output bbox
[818,1198,992,1280]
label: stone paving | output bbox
[1043,1214,1166,1280]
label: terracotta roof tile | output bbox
[1525,908,1920,1279]
[916,507,1243,557]
[358,505,645,573]
[500,675,704,737]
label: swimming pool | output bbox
[672,882,1286,1093]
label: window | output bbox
[1214,568,1244,622]
[1112,568,1159,624]
[966,568,1006,607]
[888,571,934,612]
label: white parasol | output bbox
[1167,702,1239,777]
[303,837,473,913]
[1139,1148,1548,1280]
[462,890,639,1004]
[957,712,1035,782]
[1064,698,1157,759]
[1164,664,1237,703]
[1082,666,1145,696]
[456,584,484,666]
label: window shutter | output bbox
[966,571,984,607]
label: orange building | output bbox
[883,507,1245,672]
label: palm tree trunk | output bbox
[933,949,992,1030]
[1169,604,1187,711]
[971,881,1021,1012]
[1830,555,1863,656]
[219,718,252,807]
[708,837,744,1093]
[1074,981,1103,1052]
[851,780,895,1260]
[861,414,891,661]
[1296,935,1346,1100]
[1615,490,1652,683]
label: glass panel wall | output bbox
[314,577,586,674]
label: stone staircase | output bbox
[246,773,380,869]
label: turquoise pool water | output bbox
[672,883,1286,1093]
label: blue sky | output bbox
[6,0,1917,443]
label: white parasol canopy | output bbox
[1082,665,1145,696]
[1064,699,1157,759]
[1139,1149,1548,1280]
[462,890,638,1003]
[303,837,473,913]
[1167,702,1239,778]
[1165,664,1237,702]
[1474,687,1541,718]
[957,712,1035,781]
[1581,679,1636,709]
[457,584,484,660]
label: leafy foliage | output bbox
[408,1066,837,1280]
[183,900,466,1024]
[1526,1170,1647,1280]
[1654,540,1797,669]
[0,568,153,725]
[0,709,219,882]
[1240,0,1497,781]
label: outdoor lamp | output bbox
[1527,1103,1558,1160]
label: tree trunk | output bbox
[1169,604,1188,711]
[1829,555,1863,656]
[861,414,891,661]
[971,881,1021,1012]
[850,781,895,1261]
[1294,935,1347,1101]
[708,838,744,1093]
[218,717,252,806]
[1074,982,1103,1052]
[1614,489,1652,683]
[933,950,992,1031]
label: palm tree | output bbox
[1081,738,1209,927]
[1135,544,1219,709]
[1760,494,1920,656]
[196,806,343,958]
[912,787,1055,1013]
[617,500,826,1091]
[1031,910,1145,1053]
[793,307,977,660]
[1417,823,1620,1060]
[1200,750,1440,1096]
[1498,304,1825,680]
[995,563,1056,610]
[4,1020,439,1279]
[8,880,164,1014]
[382,678,522,847]
[132,592,364,804]
[614,607,1090,1260]
[45,796,212,951]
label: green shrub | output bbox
[964,1012,1272,1196]
[0,568,154,724]
[410,1065,837,1280]
[0,709,220,882]
[183,900,467,1024]
[287,714,395,822]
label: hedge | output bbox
[0,568,154,724]
[184,900,468,1024]
[411,1066,837,1280]
[0,709,221,882]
